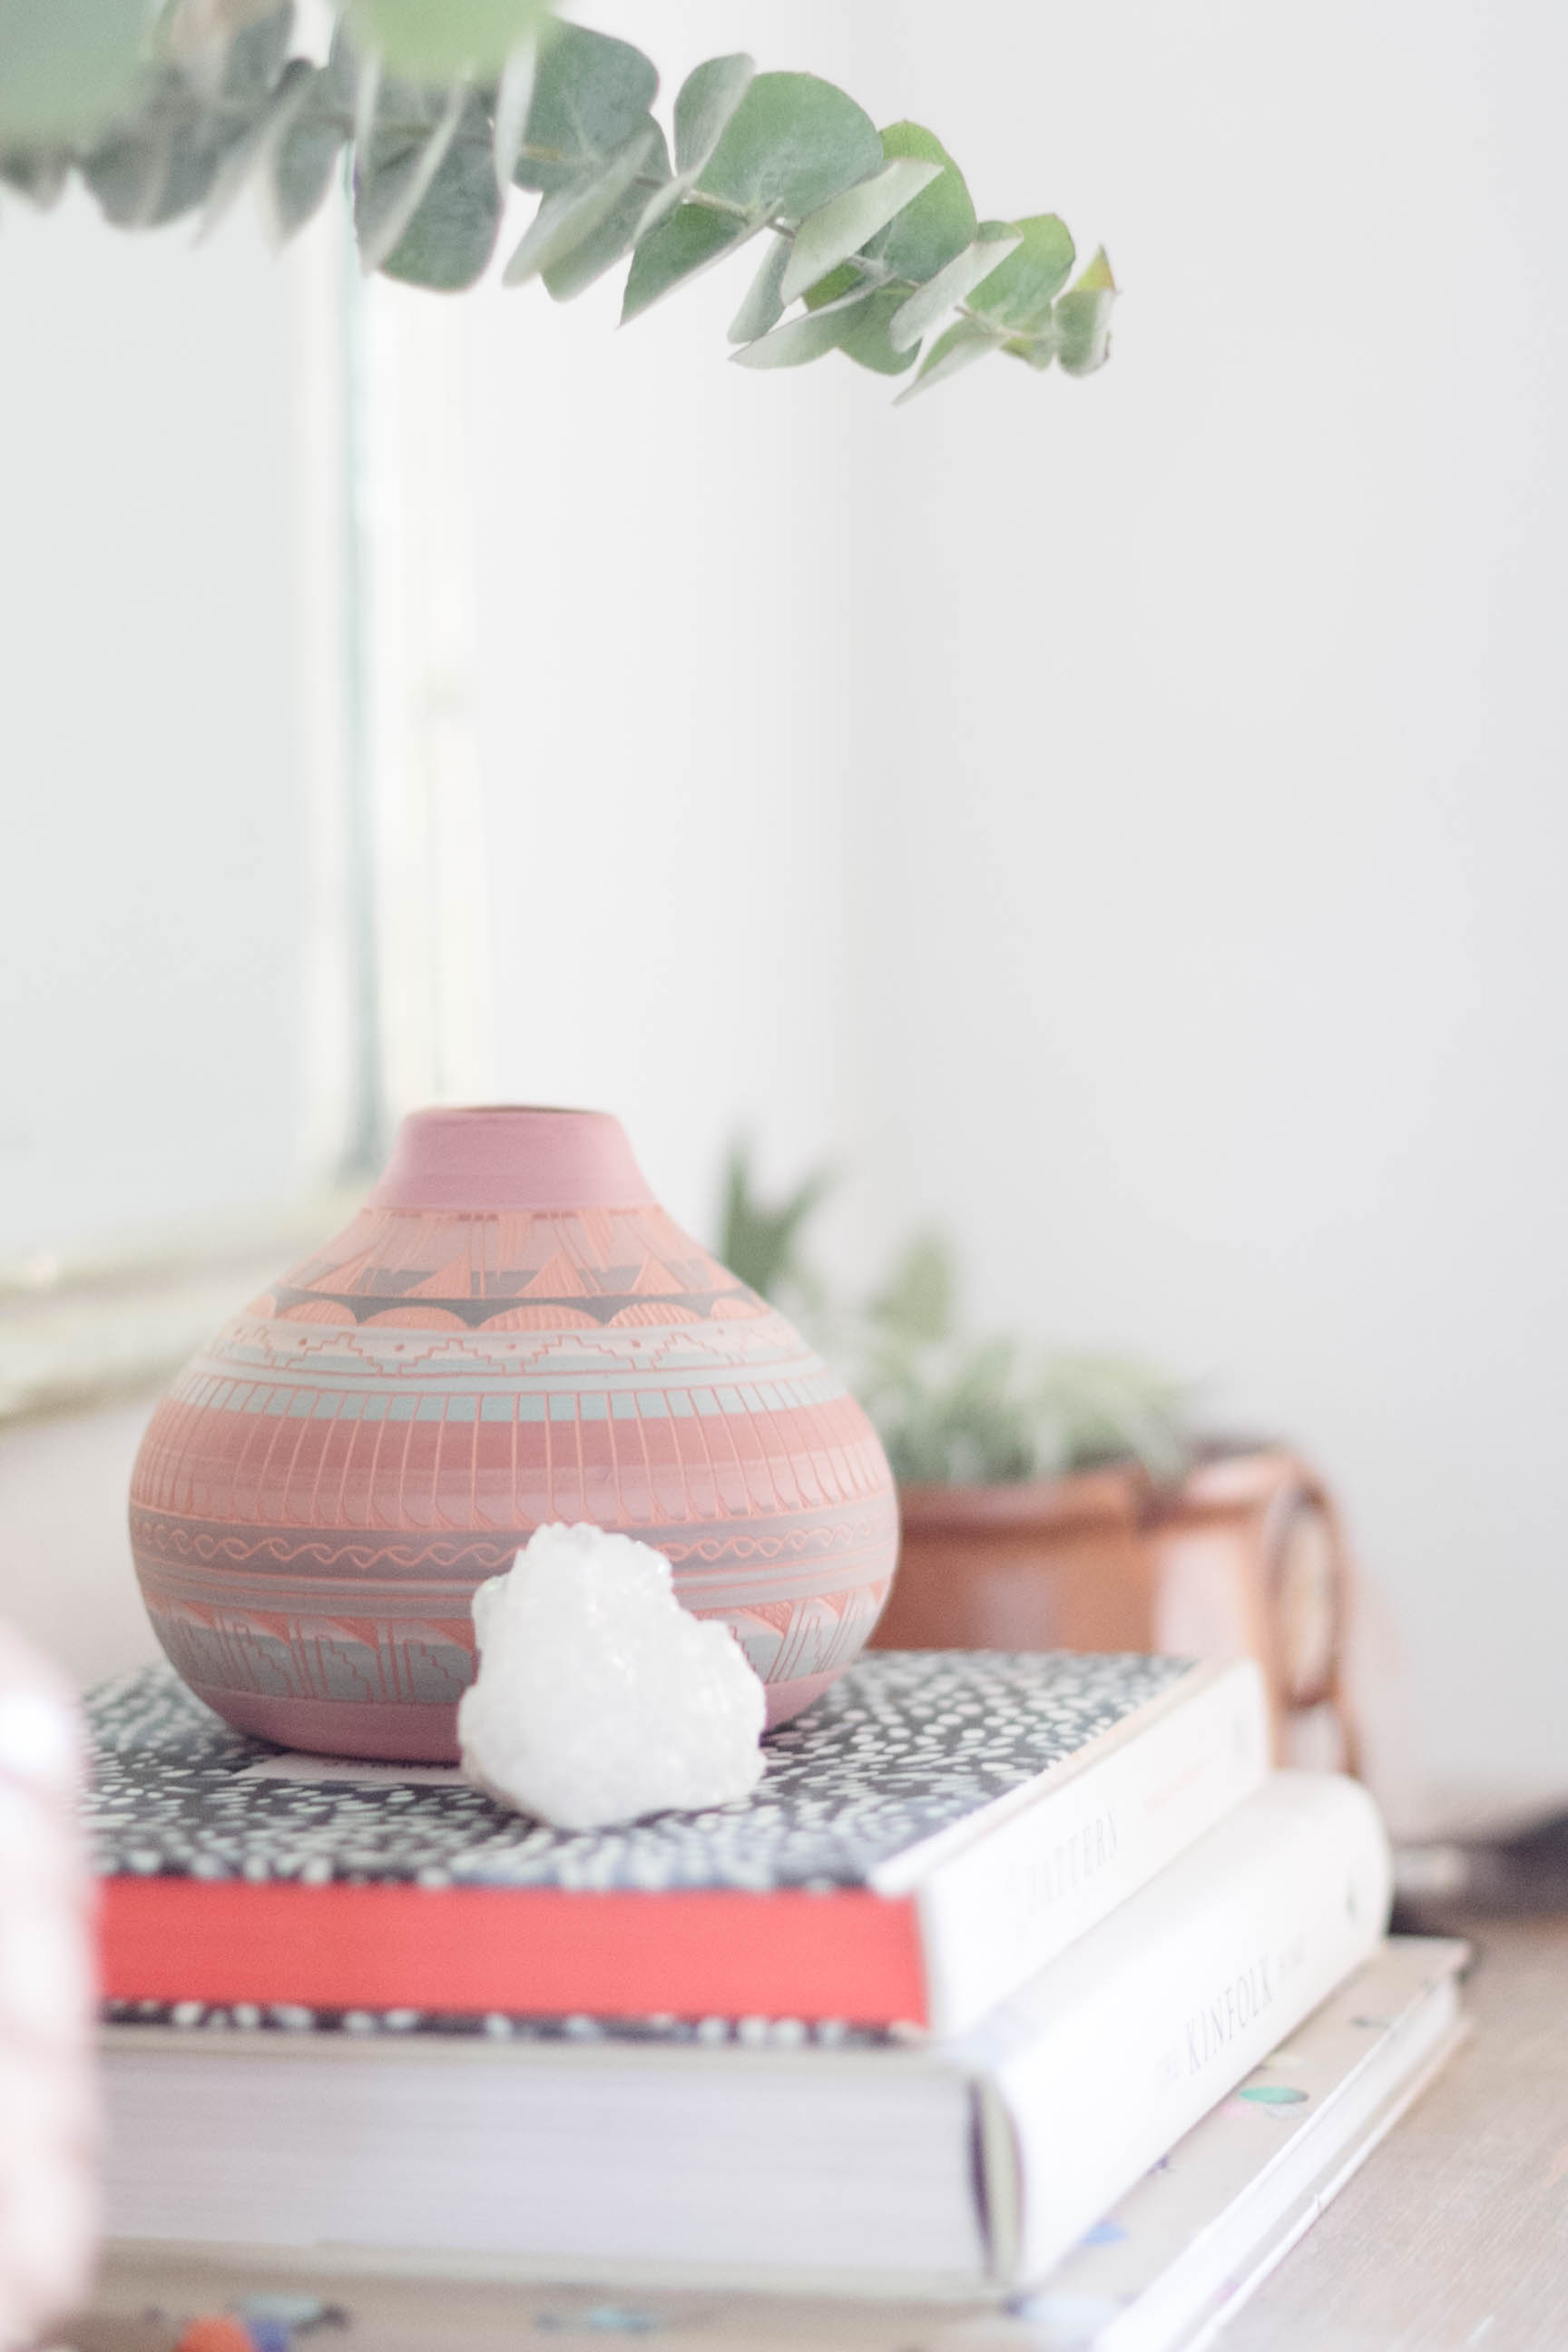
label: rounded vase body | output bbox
[128,1108,898,1759]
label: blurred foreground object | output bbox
[0,1623,98,2350]
[722,1147,1358,1765]
[875,1448,1360,1767]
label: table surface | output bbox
[71,1914,1568,2352]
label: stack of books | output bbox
[87,1651,1467,2346]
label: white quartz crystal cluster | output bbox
[456,1522,767,1830]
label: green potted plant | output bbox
[720,1144,1359,1764]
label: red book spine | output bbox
[99,1879,929,2027]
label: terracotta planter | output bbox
[871,1449,1357,1764]
[129,1107,898,1760]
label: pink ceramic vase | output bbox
[129,1107,898,1759]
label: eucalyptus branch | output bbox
[0,2,1117,399]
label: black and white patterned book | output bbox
[92,1651,1269,2036]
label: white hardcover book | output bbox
[96,1941,1465,2351]
[973,1772,1393,2285]
[1014,1934,1468,2348]
[101,1771,1390,2297]
[890,1655,1270,2033]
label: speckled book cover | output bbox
[89,1648,1265,2035]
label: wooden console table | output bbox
[74,1916,1568,2352]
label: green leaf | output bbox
[867,121,975,282]
[0,0,153,144]
[1002,328,1057,371]
[779,152,940,303]
[265,56,349,241]
[832,285,920,376]
[1053,246,1117,376]
[355,77,465,274]
[540,121,670,300]
[731,286,873,369]
[728,232,790,343]
[83,75,243,226]
[887,223,1019,352]
[505,121,656,283]
[717,1143,832,1299]
[621,201,752,322]
[379,93,501,288]
[697,72,881,223]
[1034,1352,1190,1482]
[199,50,310,238]
[491,39,536,189]
[219,5,293,103]
[672,53,754,178]
[514,22,656,194]
[0,145,71,206]
[81,111,170,225]
[349,0,552,83]
[799,262,858,309]
[894,315,1003,405]
[870,1236,956,1347]
[966,211,1075,333]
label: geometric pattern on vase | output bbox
[129,1108,898,1760]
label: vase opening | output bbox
[371,1103,656,1213]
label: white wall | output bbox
[460,0,1568,1788]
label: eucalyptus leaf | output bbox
[1053,246,1117,376]
[1003,327,1057,371]
[167,1,292,108]
[894,314,1002,405]
[492,39,536,190]
[515,22,656,194]
[672,53,754,178]
[505,121,656,284]
[379,91,501,288]
[82,113,172,225]
[621,201,752,322]
[887,224,1020,352]
[354,75,465,274]
[698,72,881,224]
[349,35,379,157]
[0,0,152,144]
[730,286,873,369]
[831,284,920,376]
[540,120,670,300]
[728,232,789,343]
[220,3,292,102]
[0,146,71,206]
[799,261,859,309]
[265,61,348,240]
[780,153,940,304]
[350,0,551,83]
[199,50,309,238]
[84,76,240,226]
[966,211,1075,333]
[866,121,975,283]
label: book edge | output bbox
[869,1658,1256,1897]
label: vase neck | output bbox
[368,1107,656,1214]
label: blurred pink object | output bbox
[0,1624,98,2348]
